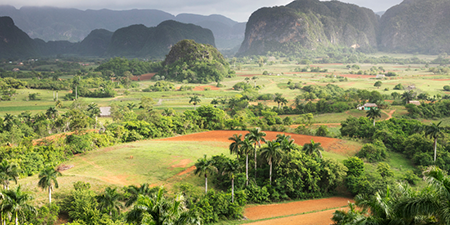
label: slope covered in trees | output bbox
[238,0,378,56]
[163,39,234,83]
[379,0,450,54]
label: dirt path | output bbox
[383,109,396,120]
[156,99,162,106]
[244,197,352,221]
[245,208,347,225]
[289,123,341,128]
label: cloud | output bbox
[4,0,403,22]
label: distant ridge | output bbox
[0,17,216,59]
[0,5,245,50]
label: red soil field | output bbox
[158,130,359,155]
[433,79,450,81]
[338,74,376,78]
[192,85,220,91]
[244,197,352,221]
[245,208,347,225]
[237,74,259,77]
[131,73,156,81]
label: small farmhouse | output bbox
[99,107,111,117]
[358,103,378,111]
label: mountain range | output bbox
[0,5,245,50]
[0,17,215,58]
[1,0,450,58]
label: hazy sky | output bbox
[1,0,404,22]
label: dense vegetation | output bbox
[163,40,235,83]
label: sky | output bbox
[0,0,404,22]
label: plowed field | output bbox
[160,130,359,154]
[244,197,352,221]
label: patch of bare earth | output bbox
[245,208,348,225]
[158,130,342,151]
[244,197,352,221]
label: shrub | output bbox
[315,125,329,137]
[357,140,387,163]
[402,170,420,185]
[444,85,450,91]
[377,162,394,178]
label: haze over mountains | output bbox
[1,0,450,59]
[0,5,245,50]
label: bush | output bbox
[245,185,270,203]
[357,140,387,163]
[444,85,450,91]
[344,157,364,177]
[402,170,420,185]
[377,162,394,178]
[315,125,329,137]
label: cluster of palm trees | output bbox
[0,160,61,225]
[333,166,450,224]
[195,128,325,202]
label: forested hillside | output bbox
[238,0,378,56]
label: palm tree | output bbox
[402,90,415,104]
[0,160,20,190]
[425,122,445,162]
[240,138,254,186]
[194,155,217,193]
[252,76,258,88]
[302,140,324,158]
[189,96,201,109]
[45,107,58,119]
[127,187,200,225]
[224,159,241,202]
[125,183,156,207]
[394,166,450,223]
[366,107,382,126]
[274,94,286,110]
[276,134,296,153]
[127,102,137,110]
[87,103,101,128]
[2,186,36,225]
[245,128,266,180]
[97,187,124,217]
[260,141,283,185]
[228,134,243,158]
[38,166,61,205]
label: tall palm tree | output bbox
[273,94,286,110]
[302,140,324,158]
[127,187,200,225]
[228,134,243,159]
[2,186,36,225]
[276,135,296,153]
[127,102,137,111]
[194,155,217,193]
[402,90,415,104]
[252,76,258,88]
[425,121,445,162]
[38,166,61,205]
[125,183,156,207]
[0,160,20,190]
[245,128,266,180]
[260,141,284,185]
[189,96,201,109]
[394,166,450,223]
[366,107,382,126]
[87,103,100,128]
[240,138,254,186]
[97,187,124,217]
[45,107,58,119]
[224,159,241,203]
